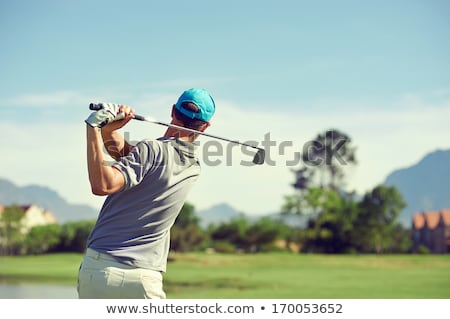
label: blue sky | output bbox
[1,0,450,215]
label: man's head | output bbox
[172,88,215,132]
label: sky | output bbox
[1,0,450,216]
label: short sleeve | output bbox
[112,140,161,190]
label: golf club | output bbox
[89,103,265,165]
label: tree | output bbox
[24,224,62,254]
[302,188,358,253]
[303,129,356,190]
[209,216,295,253]
[281,130,412,254]
[387,224,412,253]
[245,217,290,252]
[282,166,315,215]
[58,220,96,252]
[354,185,406,253]
[0,205,26,255]
[173,202,200,228]
[282,129,356,215]
[170,202,207,252]
[210,217,249,251]
[280,129,361,253]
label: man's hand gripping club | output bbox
[85,102,135,128]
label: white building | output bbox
[0,204,57,233]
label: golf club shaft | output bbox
[89,103,263,152]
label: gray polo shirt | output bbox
[87,137,200,272]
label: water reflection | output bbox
[0,283,77,299]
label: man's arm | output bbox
[100,105,135,160]
[101,128,134,161]
[87,125,125,195]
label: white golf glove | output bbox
[85,102,123,128]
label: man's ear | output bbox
[171,105,176,118]
[198,121,211,132]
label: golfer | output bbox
[78,88,215,298]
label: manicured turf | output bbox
[164,253,450,298]
[1,253,449,298]
[0,253,82,285]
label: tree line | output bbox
[0,128,413,256]
[0,206,95,255]
[0,203,294,255]
[0,190,411,256]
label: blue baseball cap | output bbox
[175,88,215,122]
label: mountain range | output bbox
[1,148,449,227]
[384,149,450,226]
[0,178,98,223]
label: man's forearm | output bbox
[101,128,133,160]
[87,125,124,195]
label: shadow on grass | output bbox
[164,277,259,295]
[0,275,76,286]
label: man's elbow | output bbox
[90,183,120,196]
[89,168,125,196]
[91,186,109,196]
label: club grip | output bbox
[89,103,102,111]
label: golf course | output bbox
[1,252,449,299]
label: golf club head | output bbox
[253,148,265,165]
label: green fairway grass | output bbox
[1,253,449,298]
[0,253,82,285]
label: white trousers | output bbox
[77,248,166,299]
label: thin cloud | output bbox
[1,91,90,107]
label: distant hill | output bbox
[385,149,450,227]
[197,203,245,227]
[196,202,308,228]
[0,178,98,223]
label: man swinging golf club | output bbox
[78,88,215,299]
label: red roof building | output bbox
[412,209,450,253]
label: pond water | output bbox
[0,283,78,299]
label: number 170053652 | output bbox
[271,303,343,314]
